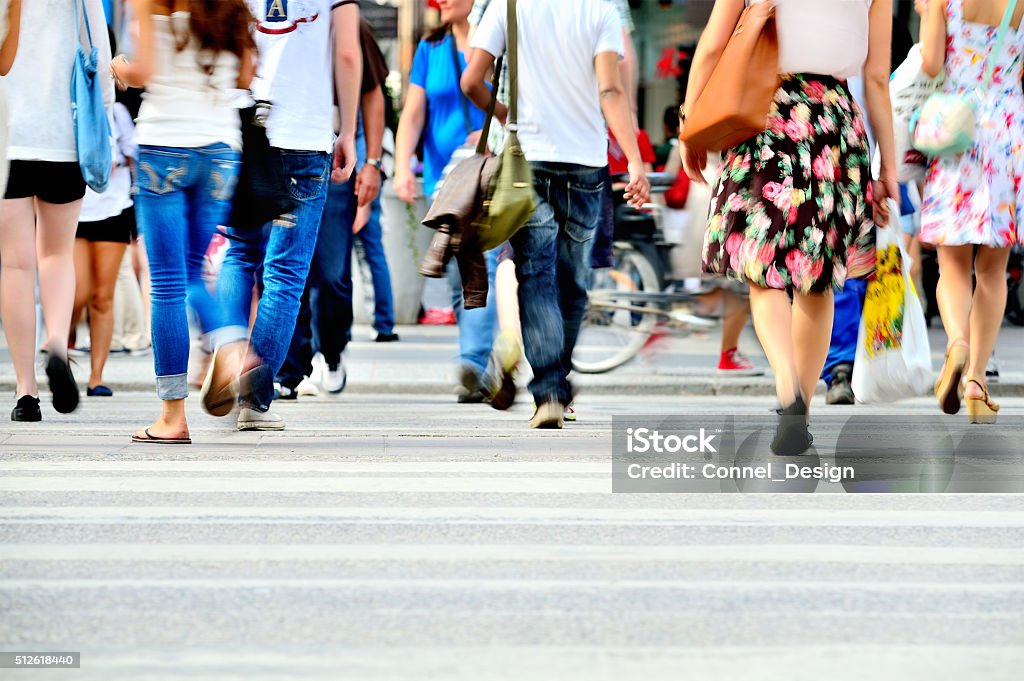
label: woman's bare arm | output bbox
[0,0,21,76]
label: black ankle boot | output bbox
[771,395,812,456]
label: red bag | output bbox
[664,171,691,209]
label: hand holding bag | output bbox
[851,202,933,403]
[912,0,1018,157]
[71,0,113,193]
[679,0,781,154]
[421,0,535,255]
[229,101,299,231]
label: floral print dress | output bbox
[920,0,1024,248]
[702,74,876,294]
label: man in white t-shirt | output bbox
[204,0,362,431]
[462,0,649,429]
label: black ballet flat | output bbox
[771,395,812,456]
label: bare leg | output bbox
[965,246,1011,399]
[792,291,834,410]
[719,289,749,352]
[748,285,798,406]
[71,238,92,344]
[35,199,83,359]
[0,198,40,397]
[936,245,974,349]
[88,242,128,388]
[132,236,152,344]
[495,259,521,346]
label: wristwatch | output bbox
[365,157,386,179]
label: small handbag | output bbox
[229,101,298,231]
[679,0,780,153]
[421,0,535,254]
[71,0,113,193]
[912,0,1018,157]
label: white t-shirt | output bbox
[3,0,113,162]
[134,13,242,151]
[248,0,348,153]
[471,0,624,168]
[81,104,136,222]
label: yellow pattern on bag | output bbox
[862,243,906,357]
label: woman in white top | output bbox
[0,0,111,422]
[111,0,254,445]
[679,0,898,454]
[919,0,1024,425]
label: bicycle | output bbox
[572,173,722,374]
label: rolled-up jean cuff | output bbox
[156,373,189,401]
[210,325,248,351]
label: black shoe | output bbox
[375,332,400,343]
[86,385,113,397]
[771,395,812,456]
[826,364,855,405]
[11,395,42,422]
[46,354,80,414]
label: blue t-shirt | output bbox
[410,34,486,198]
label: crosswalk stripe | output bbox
[2,543,1021,564]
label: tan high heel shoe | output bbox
[934,341,968,415]
[965,379,999,425]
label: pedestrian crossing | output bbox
[0,396,1022,680]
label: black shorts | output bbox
[77,208,135,244]
[5,161,87,204]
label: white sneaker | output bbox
[237,407,285,431]
[309,353,325,386]
[314,353,347,394]
[296,376,321,397]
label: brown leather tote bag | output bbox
[680,1,781,153]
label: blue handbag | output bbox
[71,0,112,192]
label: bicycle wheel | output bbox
[573,245,661,374]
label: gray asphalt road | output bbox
[1,393,1022,680]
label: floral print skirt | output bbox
[701,74,876,294]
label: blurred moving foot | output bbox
[826,363,855,405]
[87,385,113,397]
[375,332,400,343]
[986,356,999,384]
[273,383,297,401]
[297,376,321,397]
[529,401,565,429]
[46,354,80,414]
[717,348,764,377]
[313,354,347,394]
[11,395,42,422]
[201,342,244,417]
[488,333,522,411]
[456,364,488,404]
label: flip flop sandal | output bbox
[131,428,192,445]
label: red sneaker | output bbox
[717,348,765,377]
[419,307,457,325]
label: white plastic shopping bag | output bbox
[851,202,933,403]
[888,45,942,183]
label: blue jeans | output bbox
[277,175,358,387]
[822,278,868,386]
[510,162,605,404]
[448,248,498,375]
[135,144,240,400]
[355,195,395,334]
[216,150,331,410]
